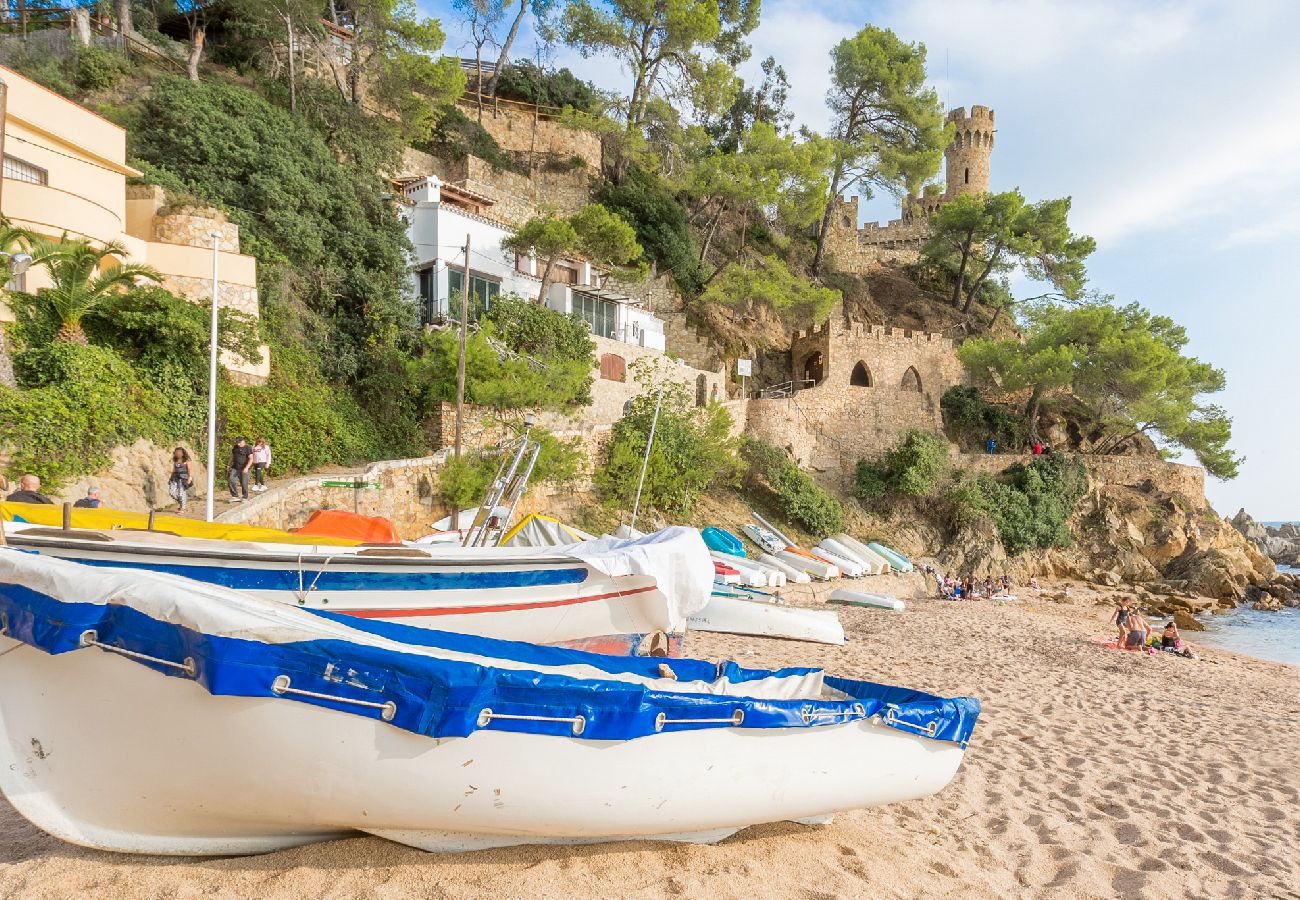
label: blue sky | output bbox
[421,0,1300,519]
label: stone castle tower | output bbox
[943,105,994,198]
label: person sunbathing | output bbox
[1160,622,1182,651]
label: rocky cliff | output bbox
[1229,509,1300,567]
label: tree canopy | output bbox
[958,302,1241,479]
[500,204,642,301]
[922,190,1095,313]
[812,25,947,273]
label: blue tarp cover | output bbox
[0,553,980,746]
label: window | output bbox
[447,268,500,320]
[900,366,922,393]
[3,155,47,185]
[850,361,873,387]
[574,292,616,339]
[964,167,970,185]
[599,353,626,382]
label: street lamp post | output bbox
[204,231,221,522]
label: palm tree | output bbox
[21,237,160,344]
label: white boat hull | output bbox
[758,554,812,584]
[775,550,839,580]
[831,535,893,574]
[829,589,906,612]
[0,636,963,855]
[688,598,845,645]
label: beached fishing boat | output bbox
[0,520,712,656]
[0,550,979,856]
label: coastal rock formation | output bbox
[1229,509,1300,567]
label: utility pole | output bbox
[204,231,221,522]
[454,235,471,460]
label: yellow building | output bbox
[0,64,268,383]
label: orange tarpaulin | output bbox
[291,509,402,544]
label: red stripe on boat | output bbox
[337,583,659,618]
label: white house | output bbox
[399,175,666,352]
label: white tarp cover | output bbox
[558,526,714,632]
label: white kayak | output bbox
[812,545,868,578]
[758,553,812,584]
[833,535,894,574]
[828,589,906,612]
[716,553,788,588]
[0,550,979,856]
[822,537,887,575]
[688,596,845,645]
[775,549,840,581]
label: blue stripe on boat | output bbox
[45,556,589,592]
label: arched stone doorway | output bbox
[900,366,922,392]
[801,351,824,387]
[850,361,873,387]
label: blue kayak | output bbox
[701,527,746,558]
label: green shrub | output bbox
[857,430,950,499]
[598,166,703,296]
[0,344,167,487]
[3,45,75,97]
[493,62,602,113]
[941,386,1027,452]
[428,104,525,174]
[974,452,1088,554]
[437,426,582,508]
[481,295,595,364]
[742,438,844,538]
[598,373,741,518]
[945,479,990,530]
[217,347,385,474]
[73,45,126,92]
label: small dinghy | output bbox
[758,553,812,584]
[688,596,845,645]
[741,523,787,555]
[701,527,746,558]
[0,550,979,856]
[829,589,906,612]
[776,547,840,581]
[812,545,867,578]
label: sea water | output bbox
[1195,565,1300,667]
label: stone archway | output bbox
[900,366,922,393]
[850,361,873,387]
[801,351,824,387]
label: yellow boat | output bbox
[0,502,359,547]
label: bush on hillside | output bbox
[856,430,951,499]
[597,369,741,518]
[493,62,603,113]
[0,344,170,487]
[437,427,582,509]
[428,104,525,174]
[742,438,844,538]
[73,45,126,91]
[974,452,1089,554]
[598,166,703,295]
[941,385,1027,452]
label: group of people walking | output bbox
[167,438,272,512]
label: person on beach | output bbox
[1161,622,1182,651]
[6,474,53,504]
[73,487,102,509]
[168,448,194,512]
[1028,574,1040,592]
[962,576,974,599]
[1124,612,1151,650]
[228,437,253,503]
[1032,440,1044,455]
[250,437,272,493]
[1112,602,1132,644]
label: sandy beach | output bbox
[0,585,1296,899]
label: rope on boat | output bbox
[78,629,197,677]
[0,612,7,635]
[477,707,587,736]
[654,709,744,731]
[801,703,867,724]
[270,674,397,722]
[294,553,335,604]
[884,705,939,737]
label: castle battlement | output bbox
[947,105,994,125]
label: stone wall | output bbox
[152,207,241,252]
[40,438,207,511]
[957,453,1207,509]
[403,150,594,228]
[460,100,603,173]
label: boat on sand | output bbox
[0,550,980,856]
